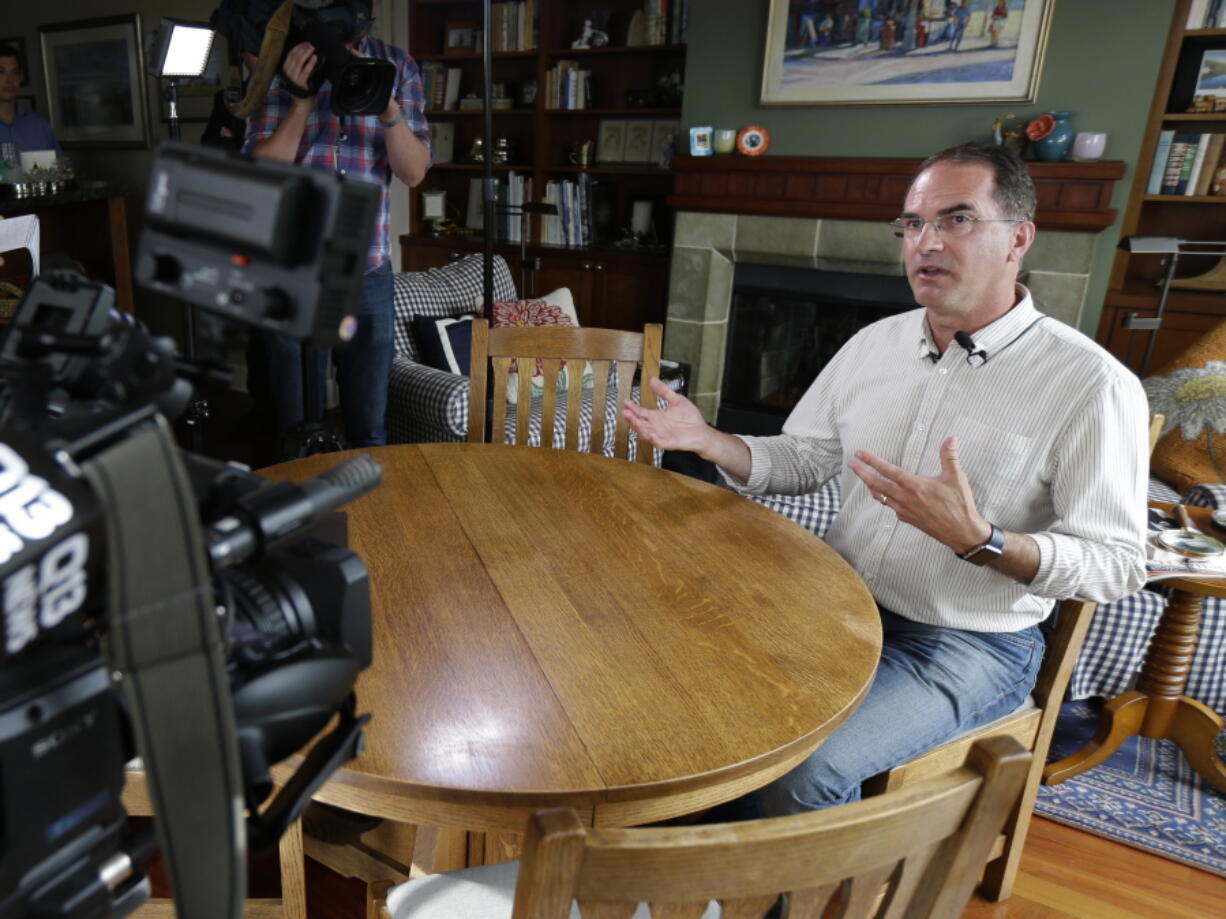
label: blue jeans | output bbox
[735,608,1044,816]
[265,262,394,448]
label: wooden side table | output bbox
[1043,504,1226,792]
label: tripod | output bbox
[279,343,346,459]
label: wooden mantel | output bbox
[667,155,1127,233]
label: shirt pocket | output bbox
[948,414,1033,520]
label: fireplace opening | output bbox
[718,264,918,435]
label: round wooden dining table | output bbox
[261,443,881,837]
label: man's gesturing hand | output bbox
[849,436,992,555]
[621,377,710,452]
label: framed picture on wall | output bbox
[760,0,1055,106]
[39,13,151,148]
[0,36,31,86]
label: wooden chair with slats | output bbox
[861,597,1097,903]
[123,768,307,918]
[467,319,663,463]
[375,736,1031,919]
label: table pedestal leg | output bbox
[1043,586,1226,792]
[1042,692,1147,784]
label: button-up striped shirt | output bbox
[733,289,1149,633]
[243,34,430,272]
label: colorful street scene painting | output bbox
[761,0,1054,105]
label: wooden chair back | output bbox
[864,598,1097,903]
[467,319,663,464]
[507,737,1029,919]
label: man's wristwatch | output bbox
[957,523,1005,566]
[380,109,404,128]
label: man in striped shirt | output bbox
[244,1,430,451]
[623,142,1149,814]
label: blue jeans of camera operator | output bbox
[264,261,393,448]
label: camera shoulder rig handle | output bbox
[246,693,371,853]
[225,0,296,119]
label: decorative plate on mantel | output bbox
[736,126,770,156]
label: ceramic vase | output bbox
[1033,111,1075,162]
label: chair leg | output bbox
[979,753,1044,901]
[279,818,307,919]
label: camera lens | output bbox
[220,564,317,662]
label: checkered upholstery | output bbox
[749,474,1226,715]
[387,254,517,444]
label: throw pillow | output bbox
[472,288,589,402]
[412,314,474,376]
[1145,318,1226,492]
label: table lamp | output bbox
[150,19,216,141]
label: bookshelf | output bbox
[1097,0,1226,373]
[403,0,687,330]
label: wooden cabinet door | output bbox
[587,256,669,331]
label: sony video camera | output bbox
[214,0,396,117]
[0,141,383,919]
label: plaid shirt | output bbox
[243,34,430,272]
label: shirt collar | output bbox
[916,285,1040,362]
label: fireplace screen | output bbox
[719,264,917,435]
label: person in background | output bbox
[623,141,1149,816]
[0,43,62,157]
[244,1,430,451]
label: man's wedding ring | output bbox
[879,493,889,505]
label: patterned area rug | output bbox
[1035,700,1226,876]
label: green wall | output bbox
[682,0,1177,336]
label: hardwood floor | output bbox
[287,817,1226,919]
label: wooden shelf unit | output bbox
[405,0,685,330]
[1097,0,1226,373]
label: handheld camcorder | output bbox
[0,141,383,919]
[214,0,396,117]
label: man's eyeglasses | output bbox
[889,214,1022,239]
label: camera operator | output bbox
[243,0,430,452]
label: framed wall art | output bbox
[39,14,150,148]
[760,0,1055,106]
[0,37,31,86]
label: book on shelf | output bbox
[1187,0,1226,28]
[1147,129,1176,194]
[1185,134,1212,195]
[1159,131,1199,194]
[443,67,463,110]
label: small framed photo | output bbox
[689,126,714,157]
[650,120,679,166]
[622,120,653,163]
[597,119,627,164]
[1192,49,1226,102]
[445,20,477,52]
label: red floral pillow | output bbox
[490,290,579,378]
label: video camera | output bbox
[0,142,383,919]
[214,0,396,117]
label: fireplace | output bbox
[662,155,1126,424]
[719,264,917,434]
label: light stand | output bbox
[151,18,216,449]
[499,202,559,296]
[1120,236,1226,376]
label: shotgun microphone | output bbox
[954,331,988,366]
